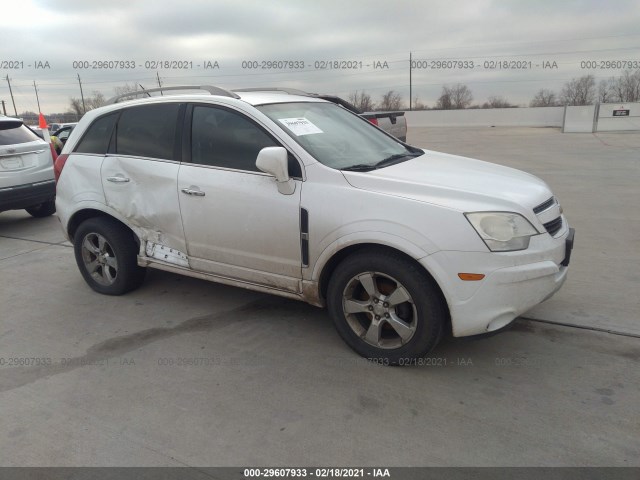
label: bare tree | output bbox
[598,79,614,103]
[412,95,427,110]
[86,91,106,110]
[482,96,513,108]
[68,90,106,115]
[436,84,472,109]
[560,75,596,106]
[113,83,142,97]
[348,90,375,112]
[530,89,557,107]
[378,90,403,111]
[608,70,640,103]
[435,89,452,110]
[68,98,84,116]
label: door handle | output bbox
[181,187,205,197]
[106,175,130,183]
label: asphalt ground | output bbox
[0,127,638,467]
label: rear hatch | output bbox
[0,119,53,189]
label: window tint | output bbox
[116,104,180,160]
[75,114,117,154]
[0,122,41,146]
[191,106,279,172]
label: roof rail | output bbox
[232,87,313,96]
[107,85,240,104]
[231,87,361,113]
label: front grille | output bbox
[534,196,556,214]
[543,216,563,236]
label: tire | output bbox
[73,217,146,295]
[327,249,445,365]
[25,199,56,217]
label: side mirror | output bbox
[256,146,296,195]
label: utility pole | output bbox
[157,72,163,95]
[33,81,42,113]
[5,76,18,116]
[409,52,413,111]
[77,74,86,113]
[1,100,7,116]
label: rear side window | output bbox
[0,121,41,145]
[116,104,180,160]
[75,114,118,154]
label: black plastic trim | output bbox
[300,208,309,267]
[561,228,575,267]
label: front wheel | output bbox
[327,250,445,364]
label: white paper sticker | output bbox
[278,117,323,136]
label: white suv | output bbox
[1,116,56,217]
[55,85,574,363]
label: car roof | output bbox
[236,91,329,106]
[77,91,330,125]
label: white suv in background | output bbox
[0,116,56,217]
[55,85,574,363]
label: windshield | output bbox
[257,102,421,170]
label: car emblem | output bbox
[6,148,16,154]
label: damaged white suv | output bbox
[55,85,574,363]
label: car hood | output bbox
[341,150,553,214]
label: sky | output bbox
[1,0,639,115]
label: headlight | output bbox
[465,212,539,252]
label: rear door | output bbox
[101,102,188,265]
[178,103,303,292]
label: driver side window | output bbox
[191,106,276,172]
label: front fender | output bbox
[309,231,430,283]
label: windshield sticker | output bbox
[278,117,323,136]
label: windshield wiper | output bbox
[341,151,422,172]
[374,152,422,169]
[341,164,377,172]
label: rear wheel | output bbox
[327,249,445,364]
[73,217,146,295]
[25,199,56,217]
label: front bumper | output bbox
[0,180,55,212]
[421,227,574,337]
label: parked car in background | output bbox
[49,122,78,133]
[52,124,77,144]
[51,124,77,154]
[0,116,56,217]
[55,85,573,363]
[29,126,45,139]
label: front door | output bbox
[178,104,303,293]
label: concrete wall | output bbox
[404,107,565,128]
[404,103,640,133]
[597,102,640,132]
[562,105,596,133]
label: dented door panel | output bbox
[101,155,188,261]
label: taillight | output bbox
[54,153,68,183]
[368,117,379,126]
